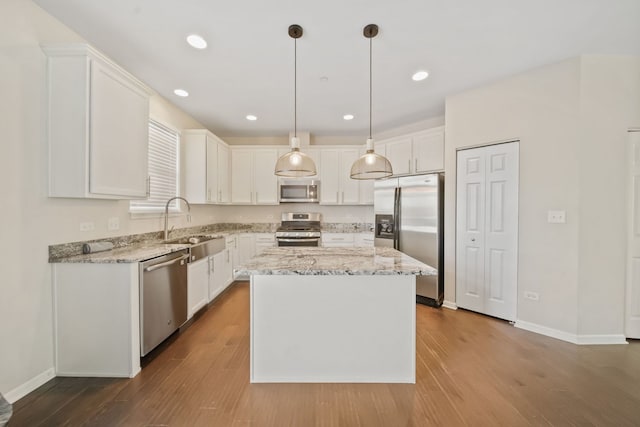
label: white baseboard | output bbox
[515,320,628,345]
[442,300,458,310]
[4,368,55,404]
[576,334,628,345]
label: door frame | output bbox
[626,128,640,338]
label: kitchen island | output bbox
[235,247,436,384]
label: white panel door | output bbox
[456,141,519,321]
[456,149,486,313]
[626,130,640,338]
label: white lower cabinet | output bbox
[355,233,374,247]
[255,233,275,255]
[209,251,228,302]
[322,233,355,247]
[187,257,209,319]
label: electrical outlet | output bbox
[547,210,566,223]
[79,221,95,231]
[108,217,120,231]
[524,291,539,301]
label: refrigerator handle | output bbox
[394,187,400,250]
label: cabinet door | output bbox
[386,137,412,176]
[355,233,374,247]
[237,234,256,266]
[320,150,341,204]
[89,60,149,197]
[340,149,360,204]
[306,148,321,179]
[209,252,227,301]
[182,133,207,204]
[357,148,374,205]
[322,233,355,247]
[253,150,278,204]
[188,258,209,319]
[413,128,444,173]
[206,135,218,203]
[231,150,253,204]
[218,143,230,203]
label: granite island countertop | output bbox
[234,247,437,276]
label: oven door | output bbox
[277,238,319,247]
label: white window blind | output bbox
[130,119,179,213]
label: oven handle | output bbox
[277,238,320,243]
[144,254,190,272]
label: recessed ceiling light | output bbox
[186,34,207,49]
[343,114,354,121]
[246,115,257,121]
[412,70,429,81]
[174,89,189,97]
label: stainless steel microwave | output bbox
[279,179,320,203]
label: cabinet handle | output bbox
[408,159,411,172]
[255,191,259,203]
[226,249,230,263]
[218,190,222,202]
[336,191,339,203]
[147,176,151,197]
[342,191,345,204]
[415,158,418,172]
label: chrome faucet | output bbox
[164,197,192,241]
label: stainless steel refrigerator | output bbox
[374,174,444,306]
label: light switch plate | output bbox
[80,221,95,231]
[108,217,120,231]
[547,210,566,223]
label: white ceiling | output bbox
[34,0,640,138]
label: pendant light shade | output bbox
[350,24,393,180]
[275,25,317,177]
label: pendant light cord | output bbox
[369,35,372,140]
[294,36,297,139]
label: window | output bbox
[130,119,180,213]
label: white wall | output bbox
[444,55,640,339]
[0,0,214,400]
[576,56,640,335]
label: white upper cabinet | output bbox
[43,44,152,199]
[386,137,413,175]
[380,126,445,176]
[320,148,360,205]
[231,148,278,205]
[413,127,445,173]
[183,130,230,204]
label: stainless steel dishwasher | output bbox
[139,249,189,356]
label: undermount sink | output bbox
[164,235,225,261]
[164,235,220,245]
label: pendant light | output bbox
[350,24,393,180]
[275,25,317,177]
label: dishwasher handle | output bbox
[144,254,189,272]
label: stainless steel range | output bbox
[276,212,321,247]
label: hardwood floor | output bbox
[10,281,640,426]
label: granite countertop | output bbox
[52,243,192,263]
[234,247,437,276]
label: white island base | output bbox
[250,275,416,383]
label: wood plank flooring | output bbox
[10,281,640,426]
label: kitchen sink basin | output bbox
[165,235,220,245]
[165,235,225,261]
